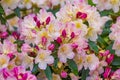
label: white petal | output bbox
[66,52,75,59]
[59,56,67,63]
[45,56,54,64]
[38,62,47,70]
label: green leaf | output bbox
[100,10,113,16]
[88,0,96,6]
[0,4,4,14]
[81,68,89,80]
[97,36,108,48]
[106,41,115,53]
[53,57,59,68]
[14,7,21,17]
[112,56,120,66]
[88,40,99,53]
[67,59,78,76]
[44,66,52,80]
[5,13,16,20]
[0,15,6,24]
[32,64,39,75]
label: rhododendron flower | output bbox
[93,0,120,13]
[0,40,17,55]
[58,44,75,63]
[35,49,54,70]
[84,54,99,70]
[0,0,20,9]
[0,54,10,70]
[112,69,120,79]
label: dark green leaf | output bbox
[14,7,21,17]
[0,15,6,24]
[67,59,78,76]
[81,68,89,80]
[5,13,16,20]
[106,41,115,53]
[88,40,99,53]
[53,58,59,68]
[0,4,4,14]
[100,10,113,16]
[32,64,39,75]
[112,56,120,66]
[44,66,52,80]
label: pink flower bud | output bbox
[71,43,78,49]
[60,71,67,78]
[104,50,110,56]
[71,32,75,39]
[42,36,47,45]
[48,44,55,51]
[103,67,111,78]
[46,17,51,25]
[36,21,41,28]
[106,54,114,64]
[33,16,38,22]
[3,69,9,78]
[80,13,87,19]
[62,29,67,38]
[76,12,82,18]
[76,12,87,19]
[7,53,14,59]
[0,32,8,38]
[56,37,62,44]
[12,31,20,39]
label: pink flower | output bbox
[112,69,120,79]
[21,43,33,53]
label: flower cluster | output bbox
[0,0,120,80]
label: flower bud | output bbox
[42,36,47,45]
[103,67,111,78]
[106,54,114,64]
[48,44,55,51]
[71,32,75,39]
[62,29,67,38]
[60,71,67,78]
[46,17,51,25]
[56,37,62,44]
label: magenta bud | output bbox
[1,32,8,38]
[12,31,20,39]
[56,37,62,44]
[62,29,67,38]
[42,36,47,45]
[60,71,67,78]
[3,69,9,78]
[7,53,14,59]
[106,54,114,64]
[48,44,55,51]
[103,67,111,78]
[72,43,78,49]
[36,21,41,28]
[76,12,82,18]
[71,32,75,39]
[33,16,37,22]
[80,13,87,19]
[46,17,51,25]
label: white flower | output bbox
[0,0,20,9]
[84,54,99,71]
[0,54,10,70]
[58,44,75,63]
[35,49,54,70]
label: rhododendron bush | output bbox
[1,0,120,80]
